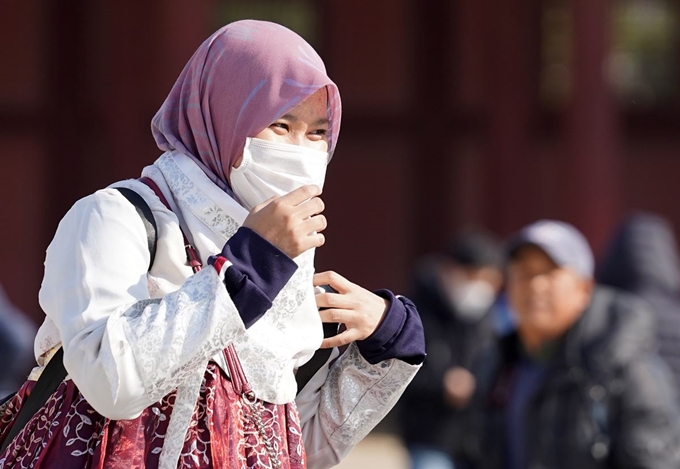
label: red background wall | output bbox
[1,0,678,321]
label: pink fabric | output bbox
[0,364,305,468]
[151,20,342,192]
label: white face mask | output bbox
[230,137,329,211]
[443,279,497,322]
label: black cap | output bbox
[446,230,504,268]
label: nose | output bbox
[286,130,306,147]
[529,273,551,294]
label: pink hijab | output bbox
[151,20,342,191]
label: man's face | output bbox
[507,245,592,342]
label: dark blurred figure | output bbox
[598,212,680,394]
[461,220,680,469]
[0,285,36,398]
[400,230,504,469]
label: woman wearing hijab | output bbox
[0,20,425,469]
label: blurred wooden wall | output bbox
[1,0,679,320]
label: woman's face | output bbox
[233,88,329,168]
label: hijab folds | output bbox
[151,20,342,193]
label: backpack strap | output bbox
[295,322,339,393]
[138,177,202,273]
[0,348,68,453]
[114,187,157,271]
[295,284,340,394]
[0,183,161,454]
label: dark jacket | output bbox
[0,286,36,398]
[598,213,680,394]
[461,287,680,469]
[399,257,497,456]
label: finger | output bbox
[278,185,321,207]
[300,214,327,235]
[318,306,354,323]
[321,329,360,349]
[313,271,353,294]
[316,290,357,311]
[295,196,325,219]
[296,232,325,254]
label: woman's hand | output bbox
[242,185,326,259]
[313,271,390,349]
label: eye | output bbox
[308,128,328,140]
[270,122,289,133]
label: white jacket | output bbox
[35,152,419,468]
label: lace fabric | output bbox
[319,343,418,450]
[110,152,322,466]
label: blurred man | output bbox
[461,220,680,469]
[399,231,504,469]
[598,212,680,396]
[0,285,36,398]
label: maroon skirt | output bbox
[0,363,306,468]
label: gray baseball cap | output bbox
[507,220,594,278]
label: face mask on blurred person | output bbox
[444,279,496,322]
[230,137,329,211]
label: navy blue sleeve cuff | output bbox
[223,227,298,299]
[211,227,298,329]
[356,289,426,365]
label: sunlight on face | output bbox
[507,245,592,343]
[233,88,329,168]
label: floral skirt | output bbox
[0,363,305,468]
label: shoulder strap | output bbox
[114,187,157,271]
[295,285,341,394]
[0,348,68,453]
[137,177,202,273]
[0,183,161,454]
[295,322,339,394]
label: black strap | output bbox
[0,348,68,453]
[0,187,158,454]
[295,322,340,394]
[114,187,158,271]
[296,284,341,394]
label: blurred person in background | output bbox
[598,212,680,396]
[0,285,36,398]
[460,220,680,469]
[399,231,504,469]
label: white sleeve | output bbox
[39,189,245,420]
[296,343,420,469]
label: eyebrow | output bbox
[279,114,329,126]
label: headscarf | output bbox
[151,20,342,192]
